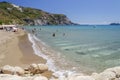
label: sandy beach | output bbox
[0,29,46,68]
[0,29,120,80]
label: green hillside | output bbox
[0,1,73,25]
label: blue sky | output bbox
[1,0,120,24]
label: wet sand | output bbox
[18,32,46,67]
[0,29,46,67]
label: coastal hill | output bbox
[0,1,74,25]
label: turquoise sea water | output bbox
[24,25,120,74]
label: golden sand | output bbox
[0,29,46,67]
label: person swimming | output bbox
[52,33,55,37]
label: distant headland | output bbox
[110,23,120,25]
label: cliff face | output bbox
[0,1,74,25]
[23,14,73,26]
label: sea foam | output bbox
[28,33,75,78]
[28,33,56,72]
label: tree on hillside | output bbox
[0,21,2,25]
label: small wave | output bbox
[76,46,109,53]
[28,33,76,78]
[61,44,89,50]
[97,49,120,56]
[54,40,71,44]
[28,33,57,72]
[60,43,99,50]
[56,43,75,46]
[32,35,47,46]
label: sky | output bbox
[0,0,120,24]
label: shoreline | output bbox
[18,32,46,67]
[0,27,120,80]
[0,29,46,67]
[27,34,57,71]
[26,31,120,80]
[0,29,53,78]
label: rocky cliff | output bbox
[0,1,74,25]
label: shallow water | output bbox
[24,25,120,74]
